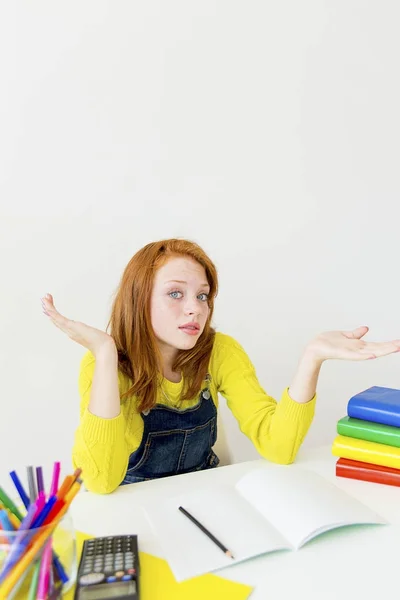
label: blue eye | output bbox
[198,293,209,302]
[169,291,183,299]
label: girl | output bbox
[41,239,400,494]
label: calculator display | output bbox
[79,580,137,599]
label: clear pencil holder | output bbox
[0,510,77,599]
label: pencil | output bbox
[178,506,235,559]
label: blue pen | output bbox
[30,495,57,529]
[9,470,30,510]
[0,509,16,546]
[0,509,15,531]
[53,553,69,583]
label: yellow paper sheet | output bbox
[9,530,253,599]
[62,531,253,600]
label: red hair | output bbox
[107,239,218,412]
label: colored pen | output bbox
[56,475,73,500]
[9,471,30,510]
[27,561,41,600]
[0,490,75,598]
[31,493,70,584]
[30,496,57,529]
[27,466,38,503]
[36,466,45,495]
[33,492,46,521]
[37,540,52,599]
[49,461,61,497]
[0,510,15,546]
[0,510,15,532]
[6,512,20,530]
[0,503,37,582]
[0,487,24,521]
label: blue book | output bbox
[347,386,400,427]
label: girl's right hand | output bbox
[41,293,116,356]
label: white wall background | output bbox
[1,1,399,494]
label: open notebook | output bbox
[144,465,386,581]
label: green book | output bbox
[337,416,400,447]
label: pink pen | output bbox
[36,539,53,599]
[33,491,46,522]
[49,462,61,497]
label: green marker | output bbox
[0,486,23,521]
[27,560,41,600]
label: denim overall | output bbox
[121,385,220,485]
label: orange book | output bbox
[336,457,400,487]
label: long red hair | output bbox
[107,239,218,412]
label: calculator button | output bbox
[106,576,117,583]
[127,569,136,575]
[115,571,125,578]
[122,575,132,581]
[79,573,105,586]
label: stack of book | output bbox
[332,386,400,486]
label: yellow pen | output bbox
[7,511,21,529]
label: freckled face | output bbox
[150,256,210,355]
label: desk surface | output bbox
[71,446,400,600]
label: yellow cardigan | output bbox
[72,332,316,493]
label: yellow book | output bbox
[332,435,400,469]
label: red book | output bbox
[336,457,400,487]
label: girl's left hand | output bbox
[306,326,400,363]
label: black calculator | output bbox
[74,535,140,599]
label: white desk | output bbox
[70,447,400,600]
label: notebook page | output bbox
[235,466,386,549]
[143,485,289,582]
